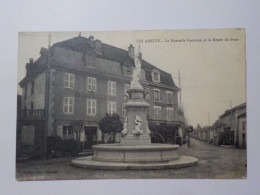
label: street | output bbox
[16,138,246,180]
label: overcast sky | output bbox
[18,29,246,127]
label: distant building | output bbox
[218,103,246,147]
[17,35,184,158]
[208,103,246,147]
[237,112,246,148]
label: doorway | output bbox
[84,126,97,149]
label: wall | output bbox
[238,116,247,148]
[147,85,179,121]
[22,72,46,110]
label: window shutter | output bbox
[57,126,63,138]
[63,97,67,113]
[64,73,69,88]
[92,100,96,114]
[108,82,111,95]
[87,99,91,114]
[70,74,74,88]
[113,102,116,113]
[87,77,92,91]
[113,82,116,95]
[108,102,111,114]
[93,78,96,92]
[160,91,162,102]
[69,98,73,113]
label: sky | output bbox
[18,29,246,127]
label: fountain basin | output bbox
[92,143,180,163]
[71,143,198,170]
[71,156,198,170]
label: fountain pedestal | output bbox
[120,88,151,146]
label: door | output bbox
[84,126,97,149]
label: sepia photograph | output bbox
[16,29,246,180]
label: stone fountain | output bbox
[72,54,198,170]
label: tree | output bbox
[69,120,84,154]
[99,113,123,143]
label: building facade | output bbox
[218,103,246,147]
[17,35,183,158]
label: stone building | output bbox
[218,103,246,147]
[206,103,246,147]
[17,35,183,158]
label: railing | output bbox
[19,109,46,119]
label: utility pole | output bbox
[48,32,51,49]
[208,112,210,126]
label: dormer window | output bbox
[126,66,132,74]
[152,70,160,83]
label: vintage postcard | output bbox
[16,29,246,180]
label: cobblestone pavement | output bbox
[16,138,246,180]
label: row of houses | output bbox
[17,35,185,159]
[192,103,246,148]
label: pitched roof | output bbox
[52,36,177,88]
[220,103,246,118]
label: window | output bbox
[62,126,73,139]
[154,106,161,120]
[242,121,246,131]
[31,81,34,95]
[152,70,160,82]
[153,89,162,102]
[64,73,74,89]
[108,81,116,95]
[144,88,150,100]
[166,91,173,104]
[31,102,34,110]
[126,66,132,74]
[166,108,174,121]
[108,101,116,114]
[122,103,126,117]
[63,97,74,114]
[87,99,97,116]
[87,77,97,92]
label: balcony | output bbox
[18,109,46,120]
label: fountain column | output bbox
[120,87,151,145]
[120,55,151,145]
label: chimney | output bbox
[26,58,34,75]
[138,45,142,60]
[26,63,30,75]
[89,36,94,46]
[29,58,34,64]
[128,44,135,59]
[40,47,48,56]
[94,39,102,54]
